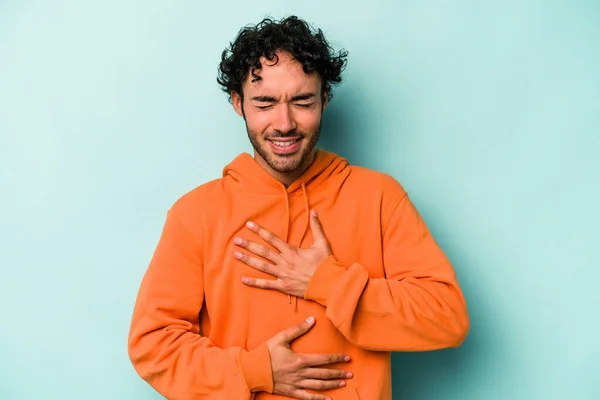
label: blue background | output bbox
[1,1,598,398]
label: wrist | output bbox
[305,255,348,306]
[239,341,274,393]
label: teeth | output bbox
[272,139,298,147]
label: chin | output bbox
[267,154,305,173]
[250,132,318,174]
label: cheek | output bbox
[297,110,322,131]
[245,112,271,135]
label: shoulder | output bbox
[166,177,224,222]
[347,165,407,201]
[345,165,410,229]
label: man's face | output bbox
[232,52,327,177]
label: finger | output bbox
[298,379,347,391]
[278,316,315,343]
[241,276,282,290]
[235,252,278,275]
[274,384,327,400]
[290,389,331,400]
[309,210,328,247]
[246,221,290,252]
[234,237,285,264]
[300,353,351,367]
[301,368,353,380]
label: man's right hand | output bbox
[266,316,353,400]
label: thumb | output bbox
[309,209,328,246]
[280,316,315,344]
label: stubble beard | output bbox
[246,123,321,174]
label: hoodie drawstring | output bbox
[278,182,311,311]
[300,183,311,246]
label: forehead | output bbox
[243,52,321,97]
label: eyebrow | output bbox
[291,93,316,101]
[250,95,277,102]
[250,93,317,103]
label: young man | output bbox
[128,16,469,400]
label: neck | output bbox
[254,150,317,188]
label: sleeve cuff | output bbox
[304,255,348,306]
[239,341,273,393]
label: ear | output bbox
[231,91,244,117]
[321,90,329,112]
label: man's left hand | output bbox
[233,209,332,298]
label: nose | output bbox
[271,104,297,133]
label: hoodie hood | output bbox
[222,148,349,196]
[222,148,349,309]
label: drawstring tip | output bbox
[287,294,298,310]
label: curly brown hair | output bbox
[217,16,348,103]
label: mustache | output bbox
[267,130,305,139]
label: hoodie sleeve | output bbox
[128,208,273,399]
[304,189,469,352]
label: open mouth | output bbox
[267,137,302,154]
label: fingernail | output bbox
[346,372,353,378]
[234,251,243,259]
[233,237,243,245]
[241,277,249,283]
[344,356,351,362]
[246,221,256,229]
[305,316,315,324]
[311,209,317,217]
[339,381,346,387]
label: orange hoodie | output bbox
[128,149,469,400]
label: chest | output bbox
[203,192,386,284]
